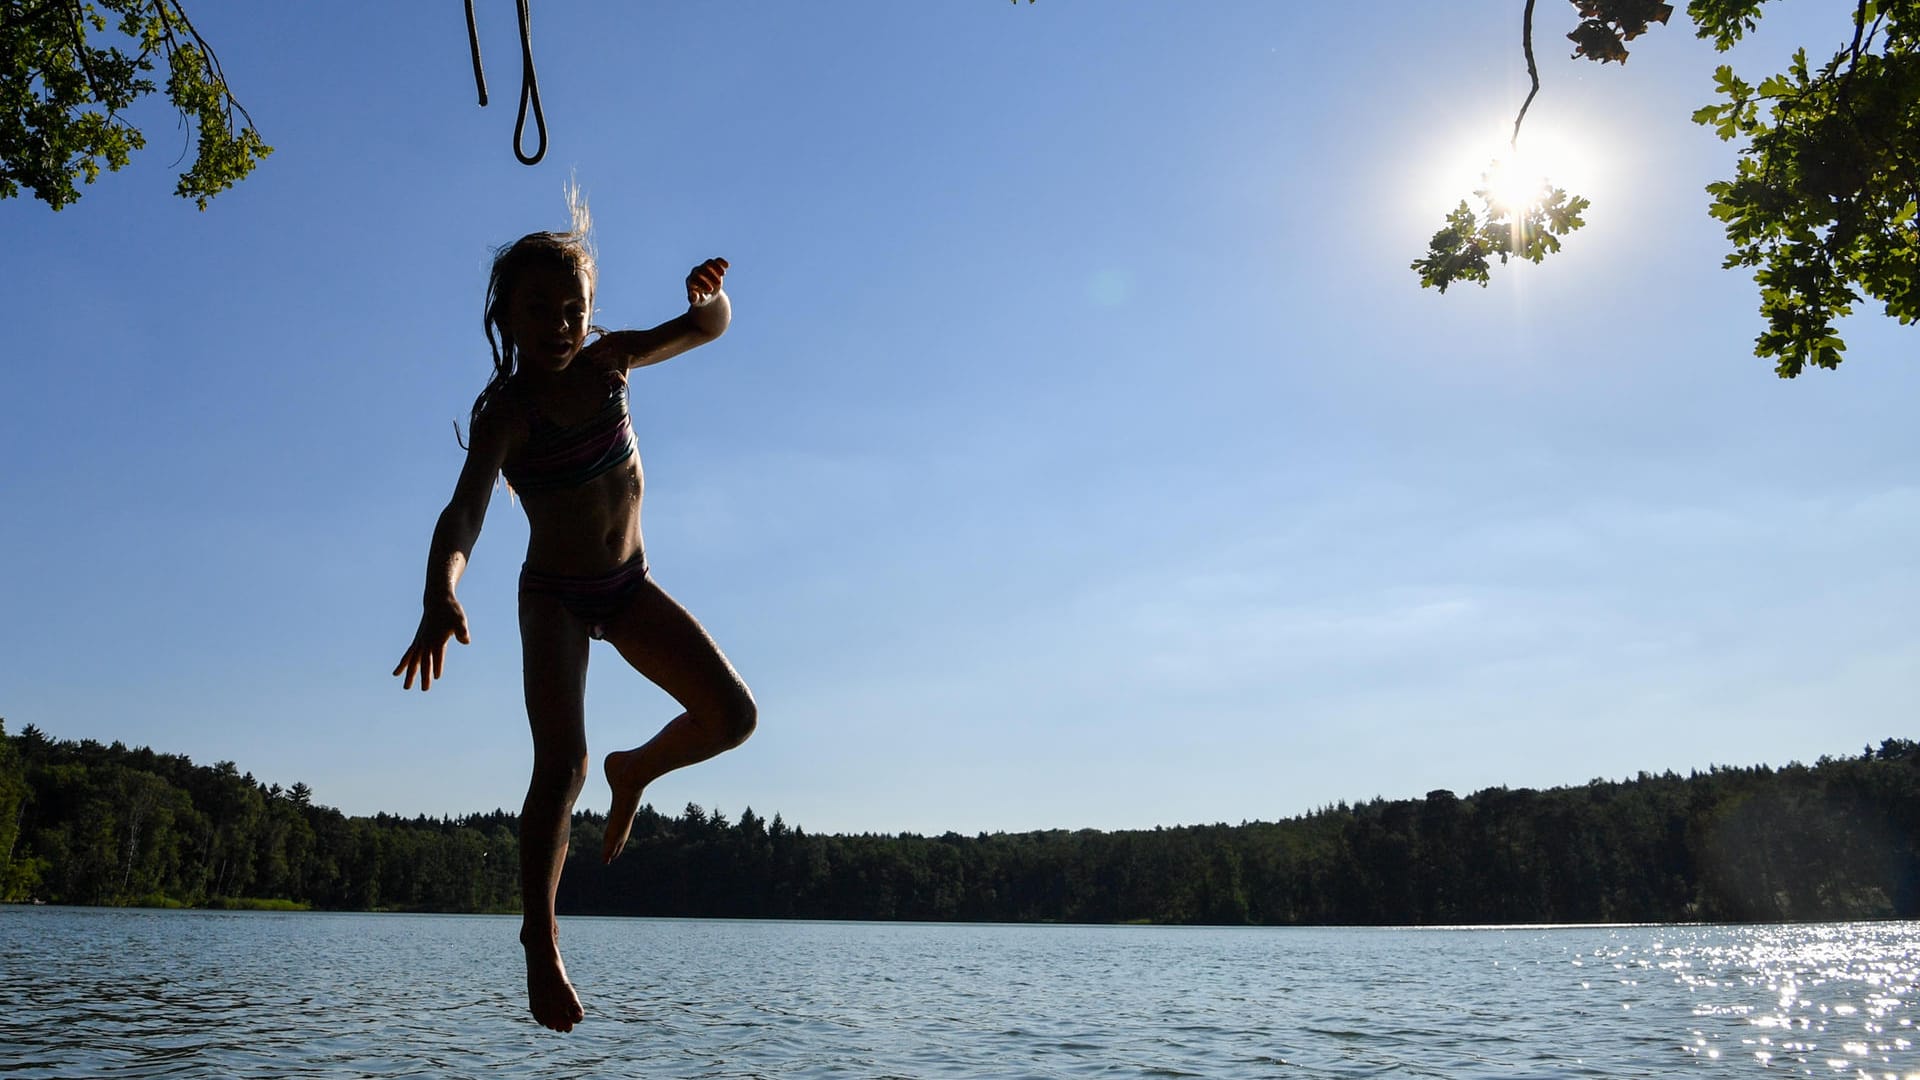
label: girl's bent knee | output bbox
[723,693,758,747]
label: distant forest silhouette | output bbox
[3,719,1914,925]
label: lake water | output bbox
[2,908,1915,1079]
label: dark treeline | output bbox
[3,718,1915,924]
[0,721,520,912]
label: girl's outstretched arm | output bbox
[587,258,731,370]
[394,411,515,691]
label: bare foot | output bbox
[602,748,648,863]
[522,938,585,1032]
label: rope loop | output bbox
[512,0,547,166]
[463,0,547,166]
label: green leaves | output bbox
[1412,201,1495,293]
[0,1,269,210]
[1692,65,1763,141]
[1427,0,1916,378]
[1685,0,1776,51]
[162,40,270,208]
[1411,170,1593,293]
[1689,18,1920,375]
[1568,0,1674,63]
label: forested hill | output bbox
[2,719,1914,925]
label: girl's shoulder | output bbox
[575,334,635,381]
[472,381,533,446]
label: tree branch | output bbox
[1847,0,1868,68]
[150,0,260,133]
[1512,0,1541,149]
[62,0,105,102]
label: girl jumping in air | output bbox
[394,199,756,1032]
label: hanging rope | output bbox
[464,0,488,105]
[510,0,547,165]
[463,0,548,166]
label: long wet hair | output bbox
[461,185,598,447]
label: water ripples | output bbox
[3,908,1915,1078]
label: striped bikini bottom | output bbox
[518,553,650,640]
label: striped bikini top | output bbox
[501,373,637,493]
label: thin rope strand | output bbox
[465,0,488,106]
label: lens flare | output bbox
[1483,150,1553,216]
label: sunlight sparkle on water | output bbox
[1668,923,1920,1075]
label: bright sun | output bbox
[1423,120,1600,220]
[1482,150,1554,215]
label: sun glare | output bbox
[1483,150,1553,215]
[1421,119,1599,220]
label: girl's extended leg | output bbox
[598,574,757,863]
[517,592,592,1032]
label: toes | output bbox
[534,998,581,1032]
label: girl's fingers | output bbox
[689,258,727,286]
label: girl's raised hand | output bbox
[686,258,728,304]
[393,599,471,691]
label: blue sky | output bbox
[3,1,1913,836]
